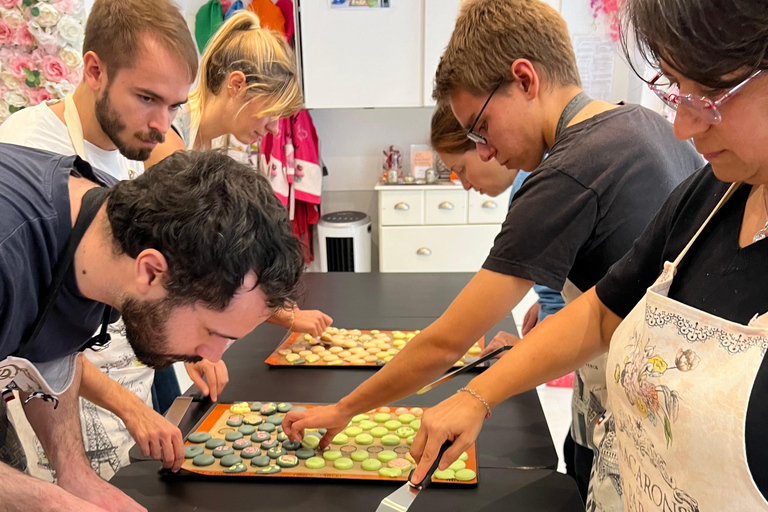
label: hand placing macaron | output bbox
[283,403,353,450]
[408,391,487,484]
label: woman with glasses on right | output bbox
[408,0,768,510]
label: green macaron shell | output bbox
[250,455,271,467]
[192,454,215,466]
[433,468,456,480]
[370,426,388,438]
[188,432,212,443]
[223,462,247,473]
[333,458,354,470]
[377,450,397,463]
[361,459,382,471]
[384,420,402,431]
[238,425,256,435]
[184,445,204,458]
[381,434,400,446]
[225,431,244,442]
[220,454,242,467]
[305,456,326,469]
[454,469,476,481]
[205,438,226,449]
[355,433,374,445]
[322,450,342,461]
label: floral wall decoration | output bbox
[0,0,85,124]
[590,0,621,42]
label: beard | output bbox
[94,84,166,162]
[120,296,202,370]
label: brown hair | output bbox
[620,0,768,90]
[188,11,303,127]
[430,103,475,155]
[433,0,581,102]
[84,0,198,82]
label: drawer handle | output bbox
[481,200,497,209]
[394,202,410,211]
[438,201,454,210]
[416,247,432,256]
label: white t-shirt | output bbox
[0,100,152,481]
[0,101,144,181]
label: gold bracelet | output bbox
[457,387,492,419]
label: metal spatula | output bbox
[375,441,452,512]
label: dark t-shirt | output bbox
[482,104,704,292]
[0,143,118,363]
[595,166,768,497]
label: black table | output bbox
[112,463,583,512]
[115,273,576,510]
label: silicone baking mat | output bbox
[176,401,478,485]
[265,328,484,367]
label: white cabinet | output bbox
[422,0,462,106]
[298,1,423,108]
[377,183,511,272]
[298,0,461,108]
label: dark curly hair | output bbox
[620,0,768,89]
[106,150,304,311]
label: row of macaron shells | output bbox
[280,329,419,365]
[184,404,474,480]
[186,402,310,473]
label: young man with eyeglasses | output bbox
[282,0,703,504]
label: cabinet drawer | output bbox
[379,225,501,272]
[424,190,467,225]
[380,191,424,226]
[468,189,511,224]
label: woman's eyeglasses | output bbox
[648,70,762,124]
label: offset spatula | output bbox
[416,345,512,395]
[375,441,452,512]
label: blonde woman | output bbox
[148,10,330,396]
[147,10,303,159]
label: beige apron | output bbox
[602,182,768,511]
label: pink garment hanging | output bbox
[259,111,322,263]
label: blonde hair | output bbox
[434,0,581,101]
[188,11,303,128]
[430,103,475,155]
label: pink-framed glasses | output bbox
[648,69,762,124]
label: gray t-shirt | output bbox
[483,104,705,292]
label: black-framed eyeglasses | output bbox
[466,79,504,145]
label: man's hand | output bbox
[283,404,352,450]
[185,359,229,402]
[58,470,147,512]
[122,401,184,472]
[522,302,540,336]
[478,331,522,358]
[291,309,333,337]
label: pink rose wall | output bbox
[0,0,84,121]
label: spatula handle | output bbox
[408,440,452,490]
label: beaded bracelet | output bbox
[457,387,492,419]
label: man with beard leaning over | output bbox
[0,146,305,511]
[0,0,331,480]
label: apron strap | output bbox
[63,94,87,160]
[670,182,741,268]
[16,186,111,357]
[555,92,593,143]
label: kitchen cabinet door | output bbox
[422,0,461,106]
[298,0,423,108]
